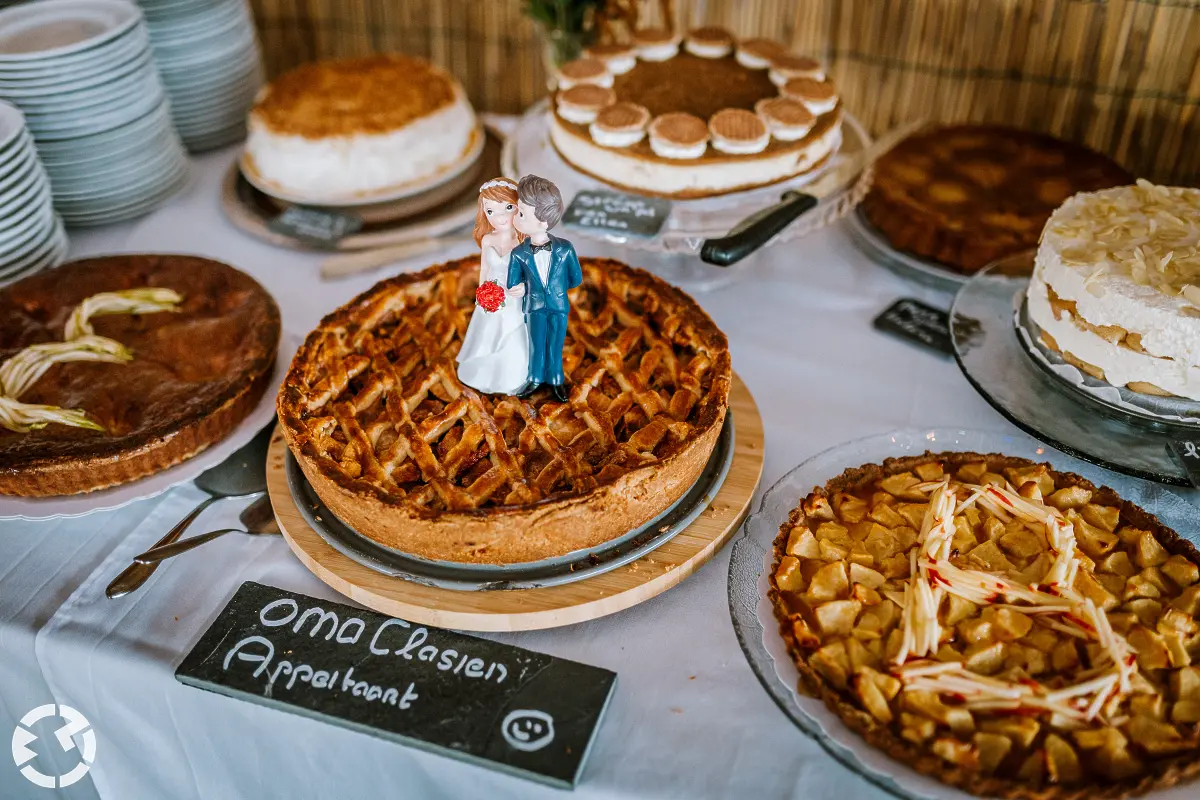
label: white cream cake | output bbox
[243,55,478,202]
[1027,180,1200,400]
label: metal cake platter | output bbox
[1016,299,1200,428]
[285,413,736,591]
[844,206,967,295]
[950,255,1193,485]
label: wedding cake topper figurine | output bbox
[508,175,581,402]
[456,174,582,402]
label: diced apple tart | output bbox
[770,451,1200,797]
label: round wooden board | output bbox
[266,373,764,631]
[221,128,503,252]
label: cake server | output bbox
[699,120,925,267]
[131,493,280,564]
[105,423,275,599]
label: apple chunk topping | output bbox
[772,453,1200,791]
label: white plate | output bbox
[0,335,296,520]
[146,4,247,43]
[0,145,38,188]
[0,34,148,83]
[0,129,34,171]
[34,100,171,155]
[731,427,1200,800]
[46,138,179,187]
[0,203,55,254]
[41,127,170,167]
[0,172,51,219]
[240,122,487,207]
[59,162,188,224]
[0,99,25,149]
[0,0,141,62]
[0,216,64,277]
[8,57,156,111]
[51,152,184,200]
[166,69,259,101]
[0,42,151,94]
[168,83,257,115]
[25,77,163,139]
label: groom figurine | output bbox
[508,175,582,402]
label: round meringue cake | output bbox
[242,55,481,204]
[550,27,842,199]
[1027,180,1200,401]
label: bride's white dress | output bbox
[456,245,530,395]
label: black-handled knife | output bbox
[698,120,926,267]
[700,191,819,266]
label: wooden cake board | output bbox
[266,374,764,631]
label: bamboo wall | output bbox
[248,0,1200,184]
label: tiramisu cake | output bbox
[1027,180,1200,400]
[242,55,480,202]
[550,27,843,198]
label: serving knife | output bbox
[698,120,926,267]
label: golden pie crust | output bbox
[250,55,459,139]
[770,451,1200,798]
[278,257,731,565]
[0,255,280,497]
[862,125,1133,274]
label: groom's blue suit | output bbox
[507,234,583,387]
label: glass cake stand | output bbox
[500,100,873,291]
[950,252,1198,485]
[727,427,1200,800]
[844,206,967,296]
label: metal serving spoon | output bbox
[132,493,279,564]
[105,423,275,599]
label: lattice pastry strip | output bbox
[279,257,730,513]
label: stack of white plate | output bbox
[142,0,263,152]
[0,101,67,285]
[0,0,190,226]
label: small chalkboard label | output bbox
[1167,440,1200,488]
[269,206,363,245]
[873,298,953,356]
[176,582,616,788]
[562,189,670,238]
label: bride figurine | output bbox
[456,178,530,395]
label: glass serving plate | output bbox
[727,427,1200,800]
[844,206,966,296]
[500,100,872,291]
[950,253,1197,485]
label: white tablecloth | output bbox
[0,147,1149,800]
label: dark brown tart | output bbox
[862,126,1133,273]
[0,255,280,497]
[770,450,1200,798]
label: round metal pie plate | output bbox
[950,254,1194,485]
[1015,297,1200,428]
[285,412,735,591]
[844,206,968,295]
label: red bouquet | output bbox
[475,279,506,313]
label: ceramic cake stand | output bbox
[267,374,764,631]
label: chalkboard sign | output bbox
[1167,440,1200,488]
[562,190,670,238]
[872,298,953,356]
[269,206,363,245]
[176,582,616,788]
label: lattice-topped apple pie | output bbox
[770,452,1200,797]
